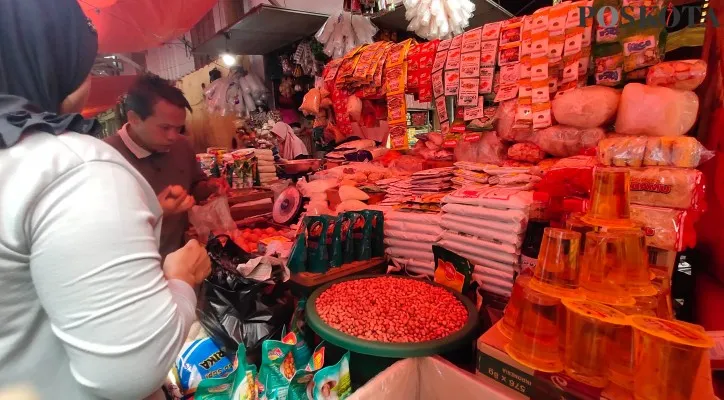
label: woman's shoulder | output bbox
[16,130,134,168]
[4,131,151,190]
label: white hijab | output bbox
[272,121,309,160]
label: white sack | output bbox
[441,216,525,246]
[443,187,533,210]
[386,220,444,236]
[385,247,434,262]
[442,203,528,224]
[385,229,441,243]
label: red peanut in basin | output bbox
[315,276,468,343]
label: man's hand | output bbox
[163,239,212,287]
[158,185,195,216]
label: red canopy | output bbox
[80,0,218,54]
[81,75,138,118]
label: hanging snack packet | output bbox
[593,42,623,86]
[257,334,298,400]
[620,23,664,73]
[593,0,621,43]
[288,219,309,273]
[432,245,473,293]
[313,352,352,400]
[361,210,384,258]
[329,214,351,268]
[347,211,371,261]
[287,343,327,400]
[306,216,331,273]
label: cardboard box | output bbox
[476,325,602,399]
[477,322,718,400]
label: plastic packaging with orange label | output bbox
[432,245,473,293]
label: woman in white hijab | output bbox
[272,121,309,160]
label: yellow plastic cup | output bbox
[608,298,661,391]
[562,299,628,388]
[616,230,658,297]
[582,167,636,229]
[529,228,584,299]
[630,316,714,400]
[505,286,564,373]
[650,268,674,320]
[578,231,636,306]
[566,213,594,256]
[498,275,532,340]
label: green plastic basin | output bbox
[306,274,479,386]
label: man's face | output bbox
[129,99,187,152]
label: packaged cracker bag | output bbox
[287,343,326,400]
[347,211,371,261]
[287,219,308,273]
[257,333,298,400]
[306,216,331,273]
[361,210,384,258]
[432,245,473,293]
[329,214,350,268]
[313,352,352,400]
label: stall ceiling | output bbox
[193,5,328,56]
[194,1,525,57]
[373,0,514,32]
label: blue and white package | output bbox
[176,338,235,397]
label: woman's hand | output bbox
[163,239,211,287]
[158,185,195,216]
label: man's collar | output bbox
[118,124,152,159]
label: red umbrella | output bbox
[81,75,138,118]
[79,0,218,53]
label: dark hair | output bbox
[125,74,192,120]
[289,122,302,129]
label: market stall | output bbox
[169,0,721,399]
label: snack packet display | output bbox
[597,136,714,168]
[646,59,707,91]
[312,352,352,400]
[615,83,699,137]
[630,167,705,211]
[432,245,474,293]
[630,205,698,251]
